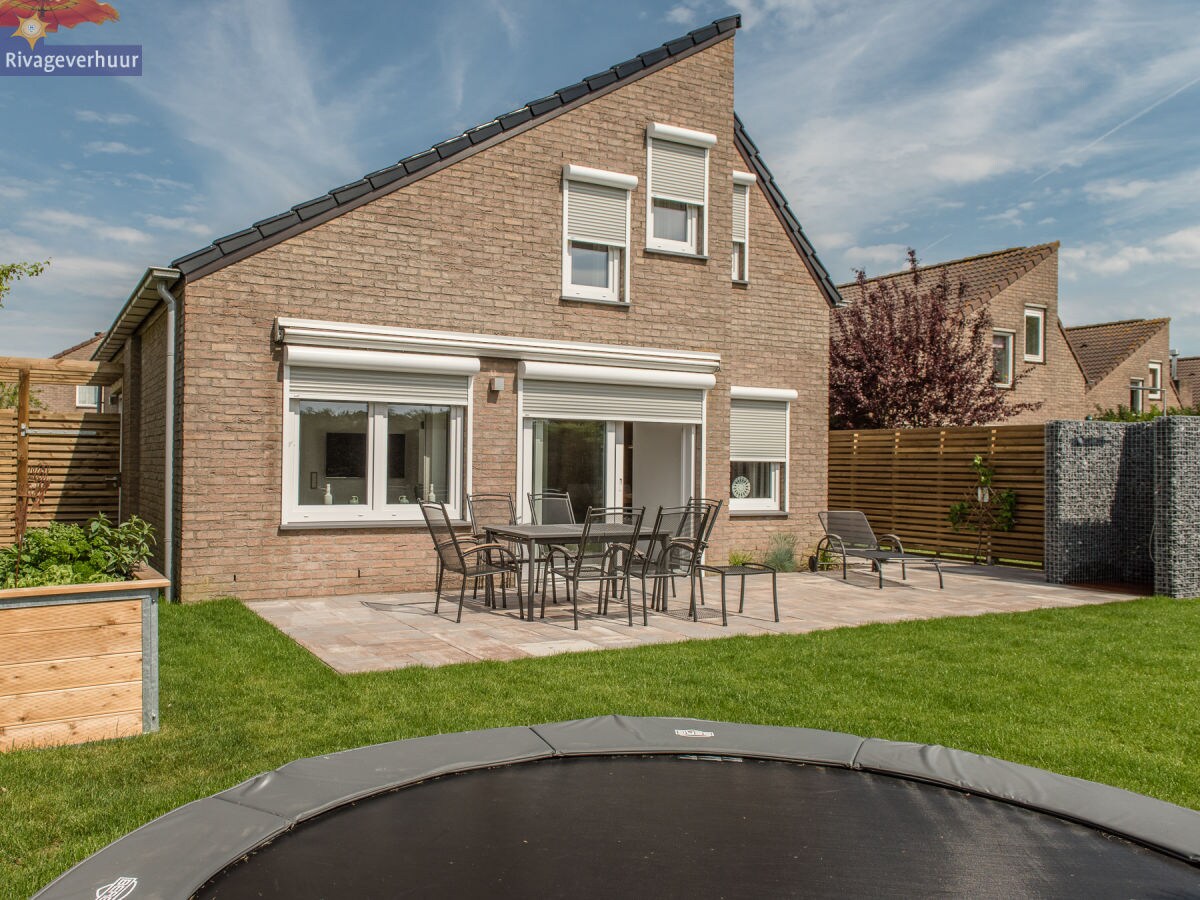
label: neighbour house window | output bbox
[562,165,636,304]
[993,331,1014,388]
[732,172,755,282]
[1024,306,1045,363]
[1130,378,1145,413]
[729,389,794,512]
[647,123,716,256]
[283,354,474,525]
[75,385,101,409]
[1148,362,1162,401]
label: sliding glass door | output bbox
[530,419,608,523]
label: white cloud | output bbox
[21,209,151,244]
[1084,178,1155,200]
[666,4,697,24]
[75,110,138,126]
[983,201,1035,226]
[844,243,908,272]
[85,141,150,156]
[1061,225,1200,278]
[144,214,211,238]
[930,153,1015,184]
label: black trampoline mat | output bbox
[196,755,1200,899]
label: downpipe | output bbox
[156,281,177,602]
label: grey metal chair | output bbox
[631,503,715,619]
[419,501,521,622]
[817,510,944,590]
[546,506,644,629]
[467,492,522,601]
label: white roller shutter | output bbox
[566,179,628,247]
[650,139,707,205]
[732,183,749,243]
[730,399,788,461]
[288,367,471,405]
[520,362,708,424]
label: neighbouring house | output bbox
[836,243,1089,424]
[1065,319,1182,415]
[37,333,116,413]
[1176,356,1200,407]
[91,17,843,602]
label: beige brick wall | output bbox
[1084,325,1181,415]
[164,36,829,602]
[120,311,169,571]
[986,252,1090,424]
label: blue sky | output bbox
[1,0,1198,358]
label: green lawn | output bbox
[2,596,1199,897]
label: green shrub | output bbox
[1093,403,1200,422]
[763,532,799,572]
[0,515,155,589]
[728,549,756,566]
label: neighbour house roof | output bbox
[51,331,104,359]
[1064,318,1171,386]
[835,243,1059,313]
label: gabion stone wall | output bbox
[1154,416,1200,599]
[1045,421,1154,587]
[1046,417,1200,598]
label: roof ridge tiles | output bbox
[839,242,1059,290]
[172,15,742,278]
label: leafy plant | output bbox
[948,455,1016,564]
[763,533,798,572]
[728,549,756,566]
[1,514,155,589]
[1093,403,1200,422]
[0,259,49,309]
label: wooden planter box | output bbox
[0,569,167,752]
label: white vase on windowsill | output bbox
[323,484,333,505]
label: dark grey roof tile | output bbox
[402,149,439,172]
[498,107,534,129]
[331,180,372,204]
[638,46,669,67]
[613,58,644,78]
[367,164,408,189]
[293,195,337,220]
[690,23,719,42]
[173,245,223,274]
[584,70,618,89]
[467,120,503,143]
[255,211,301,238]
[556,81,590,103]
[216,228,264,255]
[665,35,695,54]
[435,135,471,158]
[527,95,563,116]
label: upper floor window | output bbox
[76,385,101,409]
[1148,361,1162,401]
[732,172,755,282]
[993,331,1014,388]
[646,123,716,257]
[1130,378,1145,413]
[1024,306,1045,363]
[562,165,636,304]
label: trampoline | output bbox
[36,717,1200,899]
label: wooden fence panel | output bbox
[829,424,1045,566]
[0,410,120,546]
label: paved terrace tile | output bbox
[246,565,1141,674]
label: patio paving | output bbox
[247,563,1141,674]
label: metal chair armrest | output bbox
[880,534,905,554]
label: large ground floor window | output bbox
[288,399,464,524]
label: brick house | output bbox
[91,17,842,602]
[836,243,1089,424]
[1176,356,1200,407]
[1064,319,1182,415]
[38,333,115,413]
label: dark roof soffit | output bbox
[173,15,742,281]
[733,114,842,310]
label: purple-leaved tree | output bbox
[831,250,1041,429]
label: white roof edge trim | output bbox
[275,318,721,374]
[732,171,757,185]
[285,345,481,376]
[730,386,799,401]
[563,165,638,191]
[647,122,718,148]
[520,360,716,390]
[91,266,183,362]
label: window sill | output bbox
[1023,357,1045,365]
[732,278,750,287]
[643,247,708,261]
[560,295,631,308]
[280,518,469,531]
[728,510,789,519]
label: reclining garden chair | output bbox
[816,511,943,590]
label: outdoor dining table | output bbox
[484,523,665,622]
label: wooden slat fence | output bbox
[829,424,1046,566]
[1,410,121,546]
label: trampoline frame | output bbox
[35,715,1200,898]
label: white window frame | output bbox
[1023,306,1045,363]
[561,164,635,305]
[76,384,101,409]
[1130,378,1145,413]
[993,330,1015,388]
[646,122,715,258]
[1148,361,1163,401]
[732,171,755,283]
[280,367,472,528]
[729,386,794,514]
